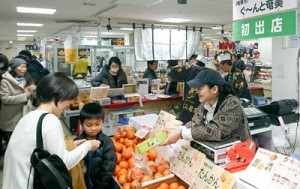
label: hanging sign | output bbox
[233,0,297,21]
[233,10,296,40]
[170,144,205,185]
[190,159,236,189]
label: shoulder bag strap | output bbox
[36,113,49,149]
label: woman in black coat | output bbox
[91,57,127,88]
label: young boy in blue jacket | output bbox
[75,102,117,189]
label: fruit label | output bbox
[170,144,205,185]
[190,159,236,189]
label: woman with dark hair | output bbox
[91,56,127,88]
[162,69,251,145]
[3,72,101,189]
[0,58,36,141]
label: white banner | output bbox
[233,0,297,21]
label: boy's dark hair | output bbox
[19,49,32,60]
[80,102,105,124]
[189,54,197,61]
[36,72,78,106]
[220,59,233,66]
[147,60,158,68]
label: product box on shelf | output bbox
[124,93,141,102]
[89,97,111,105]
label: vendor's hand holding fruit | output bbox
[161,126,181,146]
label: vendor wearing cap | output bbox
[162,69,251,145]
[219,53,252,101]
[0,58,36,141]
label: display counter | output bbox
[62,95,182,133]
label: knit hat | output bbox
[9,58,27,70]
[18,50,32,60]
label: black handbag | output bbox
[27,113,73,189]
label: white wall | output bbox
[257,38,273,64]
[0,41,26,60]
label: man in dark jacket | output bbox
[75,103,117,189]
[143,60,158,92]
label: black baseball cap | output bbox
[187,69,224,88]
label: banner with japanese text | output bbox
[233,0,297,21]
[233,10,296,41]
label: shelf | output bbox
[250,126,272,135]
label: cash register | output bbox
[243,107,271,129]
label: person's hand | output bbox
[160,127,181,146]
[73,139,87,148]
[89,140,101,151]
[28,84,36,93]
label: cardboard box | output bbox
[124,93,141,102]
[252,96,268,106]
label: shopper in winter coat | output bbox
[18,50,49,84]
[0,58,36,141]
[91,56,127,88]
[2,72,100,189]
[75,102,117,189]
[162,69,251,145]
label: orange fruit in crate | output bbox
[128,157,138,168]
[122,182,131,189]
[127,130,136,139]
[121,131,127,138]
[160,183,169,189]
[148,149,158,161]
[141,175,152,182]
[114,133,122,141]
[119,138,125,144]
[116,153,122,164]
[125,139,134,147]
[156,164,166,173]
[169,182,179,189]
[115,142,123,153]
[118,174,127,185]
[163,168,171,176]
[131,168,144,181]
[130,180,141,189]
[154,172,163,179]
[178,186,186,189]
[117,168,128,178]
[126,170,132,182]
[114,165,120,176]
[119,161,129,169]
[122,149,133,160]
[150,165,157,173]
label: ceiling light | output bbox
[17,34,34,37]
[101,32,117,35]
[160,18,191,23]
[211,26,222,30]
[120,28,134,31]
[17,7,56,14]
[203,36,213,39]
[106,18,112,32]
[17,23,43,27]
[17,37,27,41]
[17,30,37,33]
[178,0,187,4]
[84,36,97,38]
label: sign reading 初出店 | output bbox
[233,0,297,21]
[233,10,296,41]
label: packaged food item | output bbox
[137,132,168,154]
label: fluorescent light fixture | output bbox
[17,30,37,33]
[17,23,43,27]
[160,18,191,23]
[211,26,222,30]
[17,37,27,41]
[17,7,56,14]
[120,28,134,31]
[17,34,34,37]
[84,36,97,38]
[203,36,214,39]
[101,32,118,35]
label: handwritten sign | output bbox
[152,110,176,135]
[190,159,236,189]
[170,144,205,185]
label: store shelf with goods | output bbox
[252,66,272,86]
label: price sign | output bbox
[190,159,236,189]
[170,144,205,185]
[152,110,176,134]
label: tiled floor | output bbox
[0,118,74,188]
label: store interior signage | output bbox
[190,159,236,189]
[233,10,296,41]
[170,144,205,185]
[233,0,297,21]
